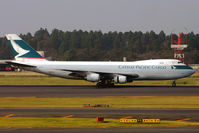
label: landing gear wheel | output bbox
[172,80,176,87]
[96,80,115,88]
[96,82,103,88]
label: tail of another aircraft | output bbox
[6,34,46,61]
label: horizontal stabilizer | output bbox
[6,61,36,68]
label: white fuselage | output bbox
[21,59,195,81]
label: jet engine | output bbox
[86,73,100,82]
[113,75,133,84]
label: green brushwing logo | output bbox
[8,40,42,58]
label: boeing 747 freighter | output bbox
[5,34,195,87]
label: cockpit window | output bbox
[173,65,192,69]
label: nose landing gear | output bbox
[172,80,176,87]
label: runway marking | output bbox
[177,118,191,122]
[4,114,14,117]
[63,115,74,118]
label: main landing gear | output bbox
[96,80,115,88]
[172,80,176,87]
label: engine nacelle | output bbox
[114,75,133,84]
[86,73,100,82]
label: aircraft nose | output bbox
[184,66,195,77]
[191,69,196,75]
[187,67,195,76]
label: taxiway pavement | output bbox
[0,85,198,97]
[1,85,199,132]
[0,108,199,121]
[1,127,199,133]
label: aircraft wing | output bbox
[58,69,139,79]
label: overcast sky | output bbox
[0,0,198,36]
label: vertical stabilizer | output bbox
[6,34,46,61]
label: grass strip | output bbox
[0,76,197,86]
[0,96,199,108]
[0,76,95,85]
[0,71,199,85]
[0,75,198,85]
[0,117,198,128]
